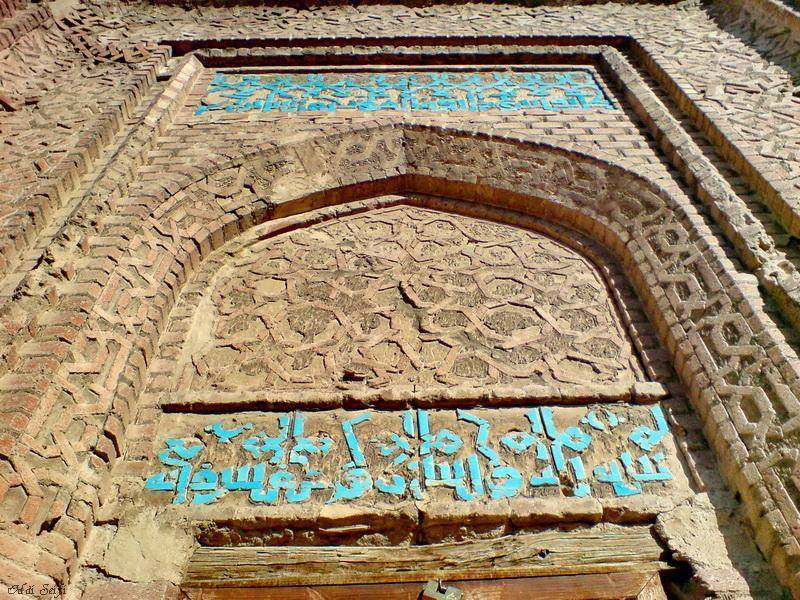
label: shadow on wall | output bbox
[708,0,800,93]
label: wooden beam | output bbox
[637,573,669,600]
[185,572,663,600]
[184,524,666,589]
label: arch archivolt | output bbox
[12,125,800,584]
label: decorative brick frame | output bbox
[4,124,800,594]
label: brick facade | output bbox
[1,1,800,598]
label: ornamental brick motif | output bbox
[172,206,636,394]
[2,1,800,597]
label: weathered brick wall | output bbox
[1,1,800,598]
[81,0,800,212]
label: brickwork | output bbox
[69,0,800,220]
[79,129,786,597]
[0,0,800,598]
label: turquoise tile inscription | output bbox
[144,406,673,507]
[196,69,614,115]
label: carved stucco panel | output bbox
[168,205,639,396]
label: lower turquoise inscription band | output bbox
[145,405,673,506]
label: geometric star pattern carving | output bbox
[182,206,637,393]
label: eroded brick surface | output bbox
[1,1,799,598]
[166,205,640,394]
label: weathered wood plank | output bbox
[185,572,660,600]
[637,574,669,600]
[184,524,666,588]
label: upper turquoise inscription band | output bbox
[196,69,615,115]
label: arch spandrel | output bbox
[166,204,642,399]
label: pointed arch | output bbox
[15,125,800,587]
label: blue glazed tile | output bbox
[196,69,615,115]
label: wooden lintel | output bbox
[184,524,667,589]
[185,572,668,600]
